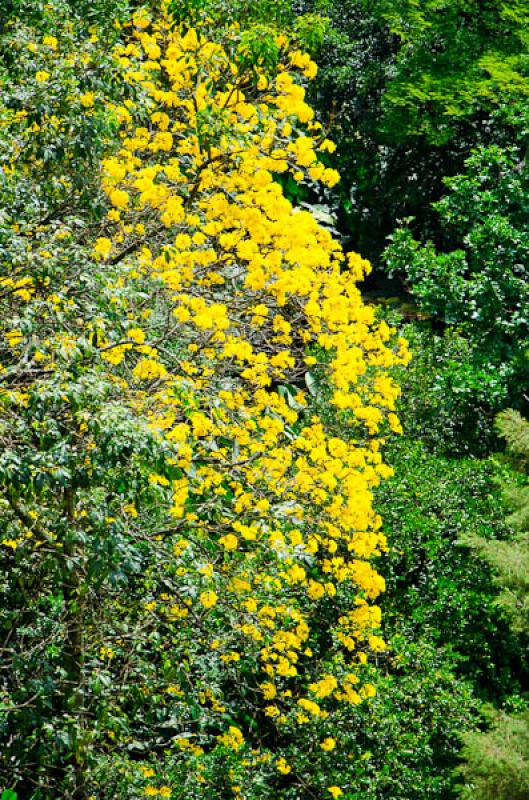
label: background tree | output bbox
[384,132,529,450]
[459,409,529,800]
[283,0,529,261]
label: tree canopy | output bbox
[0,4,408,797]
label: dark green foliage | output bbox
[285,0,529,259]
[320,434,529,800]
[460,710,529,800]
[385,141,529,421]
[378,438,526,700]
[389,322,498,455]
[386,144,529,333]
[466,411,529,634]
[459,410,529,799]
[374,0,529,145]
[334,640,477,800]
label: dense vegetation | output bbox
[1,1,528,799]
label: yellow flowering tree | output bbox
[0,4,408,798]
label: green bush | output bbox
[459,409,529,799]
[377,438,525,699]
[389,322,500,455]
[334,639,478,800]
[385,143,529,419]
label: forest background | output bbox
[1,1,529,799]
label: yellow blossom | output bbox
[219,533,238,551]
[277,757,291,775]
[93,237,112,260]
[9,14,409,788]
[320,737,336,751]
[199,591,218,609]
[43,35,58,50]
[80,92,96,108]
[110,189,129,209]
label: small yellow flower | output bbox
[218,726,244,751]
[5,329,23,347]
[277,757,291,775]
[35,70,50,83]
[133,12,151,28]
[328,788,343,799]
[123,503,138,517]
[320,737,336,751]
[132,358,168,381]
[260,682,276,700]
[199,591,218,609]
[2,539,19,550]
[80,92,96,108]
[128,327,145,344]
[110,189,129,209]
[93,237,112,260]
[43,35,58,50]
[218,533,238,551]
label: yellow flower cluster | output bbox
[0,7,409,795]
[89,11,410,790]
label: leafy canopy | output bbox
[0,4,407,798]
